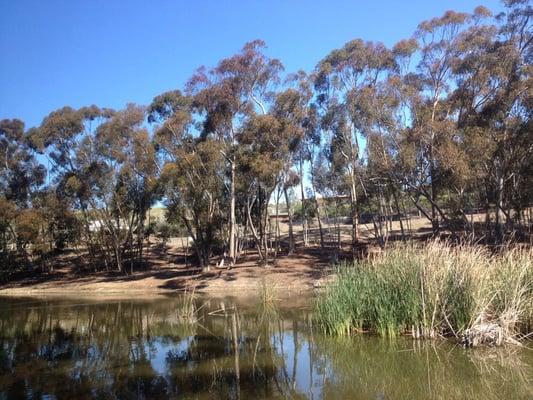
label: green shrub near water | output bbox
[314,242,533,340]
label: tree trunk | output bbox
[495,174,505,244]
[229,158,237,267]
[114,241,123,273]
[283,186,295,254]
[430,157,439,235]
[310,159,325,248]
[392,190,405,241]
[299,158,308,247]
[246,196,265,263]
[333,200,341,249]
[274,188,280,259]
[349,173,359,251]
[314,197,325,249]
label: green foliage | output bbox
[315,242,533,339]
[154,222,179,245]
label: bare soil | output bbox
[0,243,335,296]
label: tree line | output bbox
[0,1,531,276]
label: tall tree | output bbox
[149,90,225,270]
[1,119,45,208]
[30,106,115,264]
[452,1,532,241]
[407,10,471,233]
[0,119,46,270]
[187,40,283,266]
[271,78,311,252]
[238,114,294,264]
[315,40,396,249]
[91,104,157,272]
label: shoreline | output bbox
[0,247,331,298]
[0,283,316,297]
[0,283,317,310]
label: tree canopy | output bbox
[1,0,531,278]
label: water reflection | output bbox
[0,296,531,399]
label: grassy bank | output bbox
[315,242,533,344]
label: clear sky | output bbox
[1,0,504,129]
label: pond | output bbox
[0,295,531,399]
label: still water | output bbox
[0,295,531,400]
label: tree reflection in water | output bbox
[0,296,531,400]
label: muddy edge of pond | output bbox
[0,285,318,303]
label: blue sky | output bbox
[1,0,504,129]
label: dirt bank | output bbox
[0,246,333,296]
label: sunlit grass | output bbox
[314,241,533,343]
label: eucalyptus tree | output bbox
[314,39,396,247]
[274,70,319,249]
[238,114,294,264]
[451,1,532,241]
[0,119,46,268]
[160,138,225,271]
[363,83,405,244]
[2,1,532,280]
[33,189,80,253]
[31,104,156,272]
[0,197,17,269]
[0,119,46,208]
[30,105,115,263]
[362,39,419,242]
[401,10,476,234]
[149,90,226,270]
[271,76,312,253]
[311,150,346,250]
[186,40,283,266]
[94,104,158,271]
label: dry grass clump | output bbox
[176,287,199,322]
[315,241,532,345]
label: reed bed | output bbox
[314,241,533,344]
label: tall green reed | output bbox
[315,241,532,342]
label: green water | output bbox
[0,295,531,399]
